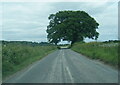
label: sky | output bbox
[0,0,119,43]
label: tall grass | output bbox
[2,41,57,78]
[71,42,118,67]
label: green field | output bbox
[71,41,119,68]
[2,41,57,79]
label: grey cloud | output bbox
[2,2,118,42]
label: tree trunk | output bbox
[71,41,75,46]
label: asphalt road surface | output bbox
[4,49,118,83]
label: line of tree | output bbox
[103,40,120,43]
[2,41,54,46]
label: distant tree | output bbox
[47,10,99,45]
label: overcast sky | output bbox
[0,0,119,43]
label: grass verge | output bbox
[71,42,119,68]
[0,42,2,84]
[2,41,57,79]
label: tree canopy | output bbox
[46,10,99,45]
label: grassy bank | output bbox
[71,41,119,68]
[2,41,57,79]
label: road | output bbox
[4,49,118,83]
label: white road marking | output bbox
[66,66,74,83]
[63,50,64,56]
[62,50,74,83]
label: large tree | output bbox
[47,10,99,45]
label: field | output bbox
[2,41,57,79]
[71,41,119,68]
